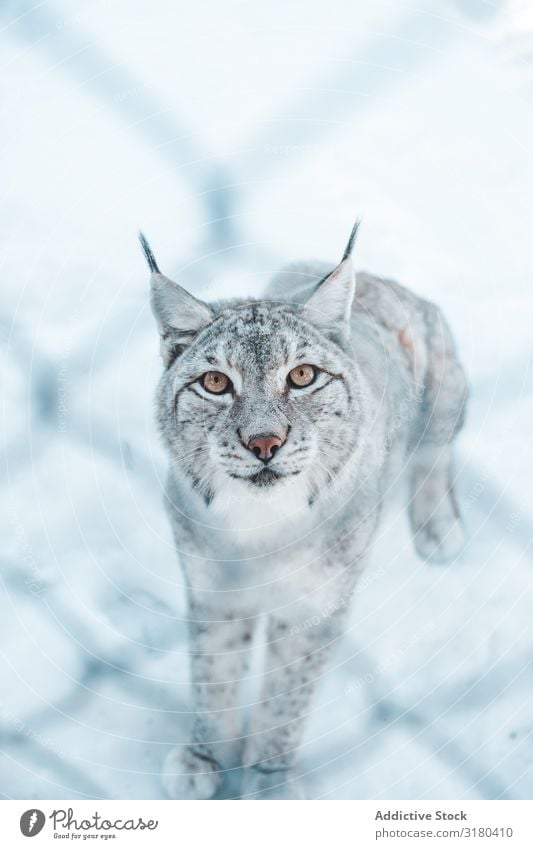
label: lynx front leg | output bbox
[410,312,468,564]
[409,444,465,563]
[163,610,256,799]
[241,611,345,799]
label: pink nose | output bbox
[248,434,284,463]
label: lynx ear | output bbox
[139,233,213,366]
[303,220,359,336]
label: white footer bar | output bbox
[1,800,532,848]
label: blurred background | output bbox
[1,0,532,799]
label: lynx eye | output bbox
[201,371,231,394]
[288,364,317,388]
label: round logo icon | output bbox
[20,809,46,837]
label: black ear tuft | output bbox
[138,231,161,274]
[342,219,361,262]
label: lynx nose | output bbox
[247,434,285,464]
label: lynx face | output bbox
[160,304,360,505]
[142,224,361,507]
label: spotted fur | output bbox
[145,224,468,799]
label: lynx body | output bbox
[141,225,468,799]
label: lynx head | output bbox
[142,224,363,515]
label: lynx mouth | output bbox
[247,468,283,487]
[228,467,301,487]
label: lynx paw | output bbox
[162,746,223,799]
[241,768,306,800]
[413,509,466,564]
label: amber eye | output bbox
[202,371,231,394]
[288,364,317,388]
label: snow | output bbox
[1,0,532,799]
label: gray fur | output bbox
[146,224,468,799]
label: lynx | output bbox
[140,222,468,799]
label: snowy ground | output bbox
[1,0,532,799]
